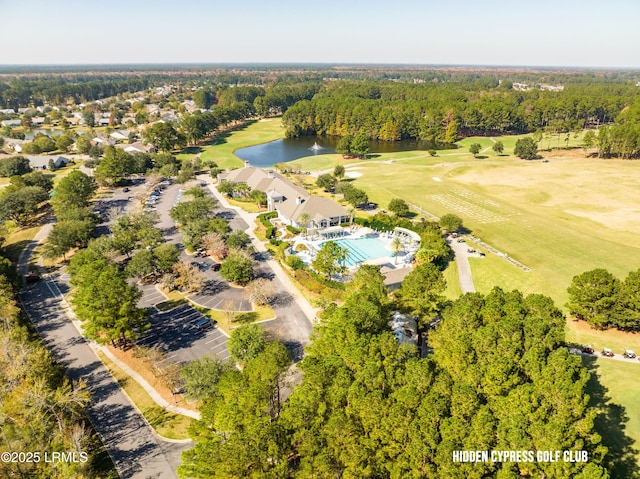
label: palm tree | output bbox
[298,212,311,232]
[391,237,403,265]
[347,208,356,225]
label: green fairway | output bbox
[198,118,285,169]
[585,357,640,475]
[351,150,640,311]
[287,154,345,172]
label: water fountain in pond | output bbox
[309,142,323,153]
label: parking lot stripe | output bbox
[209,342,228,353]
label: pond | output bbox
[23,128,65,140]
[235,136,438,168]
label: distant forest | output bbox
[2,66,640,157]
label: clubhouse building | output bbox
[218,165,350,230]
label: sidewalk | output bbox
[206,178,318,324]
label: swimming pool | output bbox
[330,237,392,267]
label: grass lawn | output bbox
[96,351,194,440]
[585,357,640,475]
[226,197,263,213]
[195,302,275,336]
[3,226,40,263]
[198,118,285,169]
[287,153,349,172]
[566,320,640,356]
[351,146,640,310]
[442,261,463,300]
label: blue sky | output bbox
[1,0,639,67]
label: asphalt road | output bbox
[19,274,189,479]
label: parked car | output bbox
[582,345,594,354]
[24,272,41,283]
[211,262,221,272]
[123,187,130,192]
[623,350,636,359]
[601,348,615,357]
[195,318,212,330]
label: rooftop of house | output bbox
[277,195,348,224]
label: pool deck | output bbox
[292,226,420,272]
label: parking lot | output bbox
[135,303,230,364]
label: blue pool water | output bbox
[330,237,391,267]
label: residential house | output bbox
[1,119,21,127]
[219,165,349,229]
[380,266,413,292]
[31,117,45,126]
[109,129,131,142]
[3,138,27,153]
[27,155,70,170]
[118,142,154,154]
[97,117,110,127]
[388,312,419,347]
[0,108,16,115]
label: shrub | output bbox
[286,225,300,235]
[286,255,305,270]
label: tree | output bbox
[181,355,232,401]
[0,186,48,224]
[226,230,250,250]
[51,170,97,214]
[492,140,504,155]
[220,253,254,285]
[143,122,184,152]
[391,237,403,265]
[298,211,311,230]
[567,268,620,329]
[217,180,235,197]
[95,147,135,185]
[172,261,206,293]
[125,249,157,280]
[312,241,347,279]
[439,213,463,232]
[397,262,446,324]
[316,173,336,191]
[444,119,458,144]
[70,263,148,348]
[9,170,53,191]
[514,136,538,160]
[336,134,353,156]
[82,108,95,127]
[245,278,275,306]
[44,219,95,259]
[469,142,482,157]
[343,186,368,207]
[193,89,214,109]
[55,134,74,152]
[350,134,369,158]
[153,243,180,274]
[0,156,31,177]
[333,164,345,179]
[169,195,216,225]
[388,198,409,217]
[202,232,227,259]
[228,324,267,365]
[33,134,56,153]
[582,130,596,155]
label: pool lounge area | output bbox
[291,226,421,274]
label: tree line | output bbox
[568,267,640,330]
[0,239,114,477]
[281,80,640,146]
[178,266,610,478]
